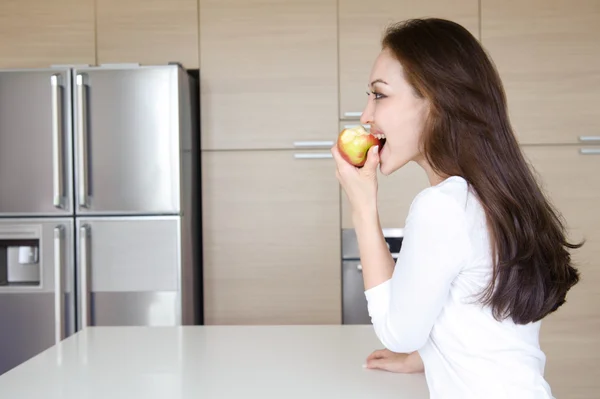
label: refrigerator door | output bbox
[0,218,75,376]
[0,68,73,216]
[75,216,182,330]
[72,65,186,215]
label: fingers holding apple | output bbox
[331,126,381,214]
[332,125,382,178]
[336,125,382,168]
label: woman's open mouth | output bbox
[373,133,386,152]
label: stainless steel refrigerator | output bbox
[0,64,200,375]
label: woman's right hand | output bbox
[364,349,424,374]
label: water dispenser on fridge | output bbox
[6,246,40,285]
[0,240,41,287]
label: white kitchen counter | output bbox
[0,325,429,398]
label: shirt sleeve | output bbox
[364,188,472,353]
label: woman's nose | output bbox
[360,106,373,125]
[360,102,374,125]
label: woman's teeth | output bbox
[373,133,386,140]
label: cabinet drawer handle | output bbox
[343,124,370,130]
[293,141,334,148]
[579,148,600,155]
[344,112,363,118]
[579,136,600,143]
[293,153,333,159]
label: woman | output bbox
[331,18,582,398]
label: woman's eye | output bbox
[366,91,385,100]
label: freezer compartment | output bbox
[0,219,75,376]
[91,292,178,326]
[0,68,73,216]
[75,216,193,329]
[72,65,195,215]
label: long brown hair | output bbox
[382,18,583,324]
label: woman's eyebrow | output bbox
[369,78,389,87]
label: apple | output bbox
[336,125,381,167]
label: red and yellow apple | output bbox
[336,125,381,167]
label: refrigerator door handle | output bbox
[76,74,89,208]
[80,224,91,328]
[54,226,65,344]
[51,75,64,209]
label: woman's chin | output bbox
[379,147,408,176]
[379,163,394,176]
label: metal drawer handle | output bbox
[344,112,362,118]
[579,148,600,155]
[293,153,333,159]
[343,124,370,130]
[293,141,334,148]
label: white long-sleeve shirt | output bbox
[365,176,554,399]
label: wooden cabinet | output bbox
[201,150,341,325]
[96,0,199,68]
[338,0,479,120]
[522,145,600,398]
[199,0,338,150]
[0,0,95,68]
[338,123,430,229]
[481,0,600,145]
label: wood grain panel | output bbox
[199,0,338,150]
[202,150,342,325]
[522,145,600,398]
[482,0,600,144]
[97,0,199,68]
[0,0,95,68]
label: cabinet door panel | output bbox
[202,150,341,325]
[0,0,95,68]
[199,0,338,150]
[523,145,600,398]
[96,0,199,68]
[339,0,479,120]
[482,0,600,145]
